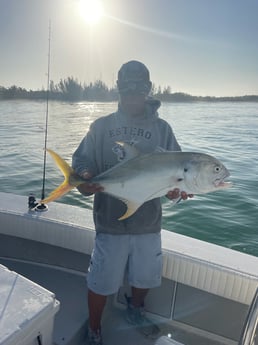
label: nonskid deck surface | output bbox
[101,305,225,345]
[0,258,227,345]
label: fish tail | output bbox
[41,180,74,204]
[40,149,81,204]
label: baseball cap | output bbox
[117,60,152,95]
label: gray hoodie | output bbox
[72,99,181,234]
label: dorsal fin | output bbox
[115,141,140,161]
[155,146,167,153]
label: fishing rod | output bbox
[28,21,51,212]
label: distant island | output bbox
[1,77,258,102]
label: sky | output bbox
[1,0,258,97]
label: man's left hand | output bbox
[166,188,194,201]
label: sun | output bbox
[79,0,104,25]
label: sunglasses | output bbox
[118,81,151,95]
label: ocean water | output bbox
[0,100,257,256]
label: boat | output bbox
[0,191,257,345]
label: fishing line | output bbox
[29,21,51,212]
[41,20,51,202]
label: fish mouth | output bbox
[215,180,232,188]
[214,172,232,189]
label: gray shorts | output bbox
[87,232,162,295]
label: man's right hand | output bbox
[77,172,104,195]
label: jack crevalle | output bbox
[41,145,231,220]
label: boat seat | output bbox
[155,336,184,345]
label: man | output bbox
[72,60,191,345]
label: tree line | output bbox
[1,77,258,102]
[0,78,117,102]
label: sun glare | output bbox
[79,0,104,24]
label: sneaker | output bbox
[124,294,161,338]
[88,327,103,345]
[125,294,146,325]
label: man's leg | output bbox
[88,289,107,332]
[87,233,129,341]
[127,286,161,338]
[125,233,162,336]
[131,287,149,307]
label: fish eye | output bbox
[214,165,221,173]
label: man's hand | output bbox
[166,188,194,201]
[77,172,104,195]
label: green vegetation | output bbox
[1,77,258,102]
[0,78,117,102]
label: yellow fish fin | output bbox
[118,200,141,220]
[41,180,74,204]
[46,149,74,180]
[41,149,83,204]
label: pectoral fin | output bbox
[118,200,141,220]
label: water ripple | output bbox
[0,100,257,256]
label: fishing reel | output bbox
[28,194,48,212]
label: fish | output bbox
[41,144,231,220]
